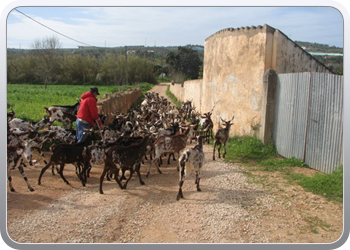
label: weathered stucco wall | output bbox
[272,29,333,74]
[169,83,185,102]
[97,88,142,124]
[202,25,268,136]
[170,79,203,111]
[183,79,202,112]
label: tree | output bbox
[165,46,202,82]
[31,36,62,88]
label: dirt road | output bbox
[6,83,343,244]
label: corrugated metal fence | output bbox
[273,72,343,173]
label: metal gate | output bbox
[273,72,343,173]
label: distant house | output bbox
[78,46,96,49]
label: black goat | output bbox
[37,132,99,185]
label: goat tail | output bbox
[179,150,191,164]
[179,152,187,164]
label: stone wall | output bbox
[97,88,143,124]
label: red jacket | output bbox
[76,92,102,127]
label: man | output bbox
[76,87,104,142]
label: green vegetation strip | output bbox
[7,83,154,121]
[223,136,343,202]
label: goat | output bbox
[99,135,151,194]
[7,143,35,192]
[7,110,15,121]
[198,112,214,144]
[10,132,48,167]
[37,132,98,185]
[44,107,76,129]
[177,136,205,200]
[7,131,40,165]
[157,121,180,165]
[146,126,192,177]
[8,118,35,132]
[213,117,234,160]
[32,117,51,131]
[79,143,105,186]
[49,99,80,115]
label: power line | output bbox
[15,9,94,47]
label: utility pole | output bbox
[125,46,128,85]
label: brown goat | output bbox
[213,116,234,160]
[147,126,192,177]
[99,135,151,194]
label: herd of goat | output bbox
[7,91,234,200]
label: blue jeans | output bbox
[76,119,91,143]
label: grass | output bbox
[296,165,343,202]
[157,76,172,83]
[222,135,343,202]
[223,135,278,163]
[7,83,154,121]
[166,86,181,107]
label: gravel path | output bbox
[6,83,343,244]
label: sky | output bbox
[5,5,345,49]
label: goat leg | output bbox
[213,142,217,160]
[38,160,54,185]
[79,162,91,186]
[51,164,56,176]
[223,143,227,158]
[113,168,124,190]
[8,175,15,192]
[57,163,70,185]
[136,164,145,185]
[119,169,127,181]
[176,162,186,200]
[99,168,108,194]
[195,171,201,192]
[167,153,176,164]
[18,163,35,192]
[146,159,162,178]
[217,144,222,159]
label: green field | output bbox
[7,83,154,122]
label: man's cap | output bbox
[90,87,100,95]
